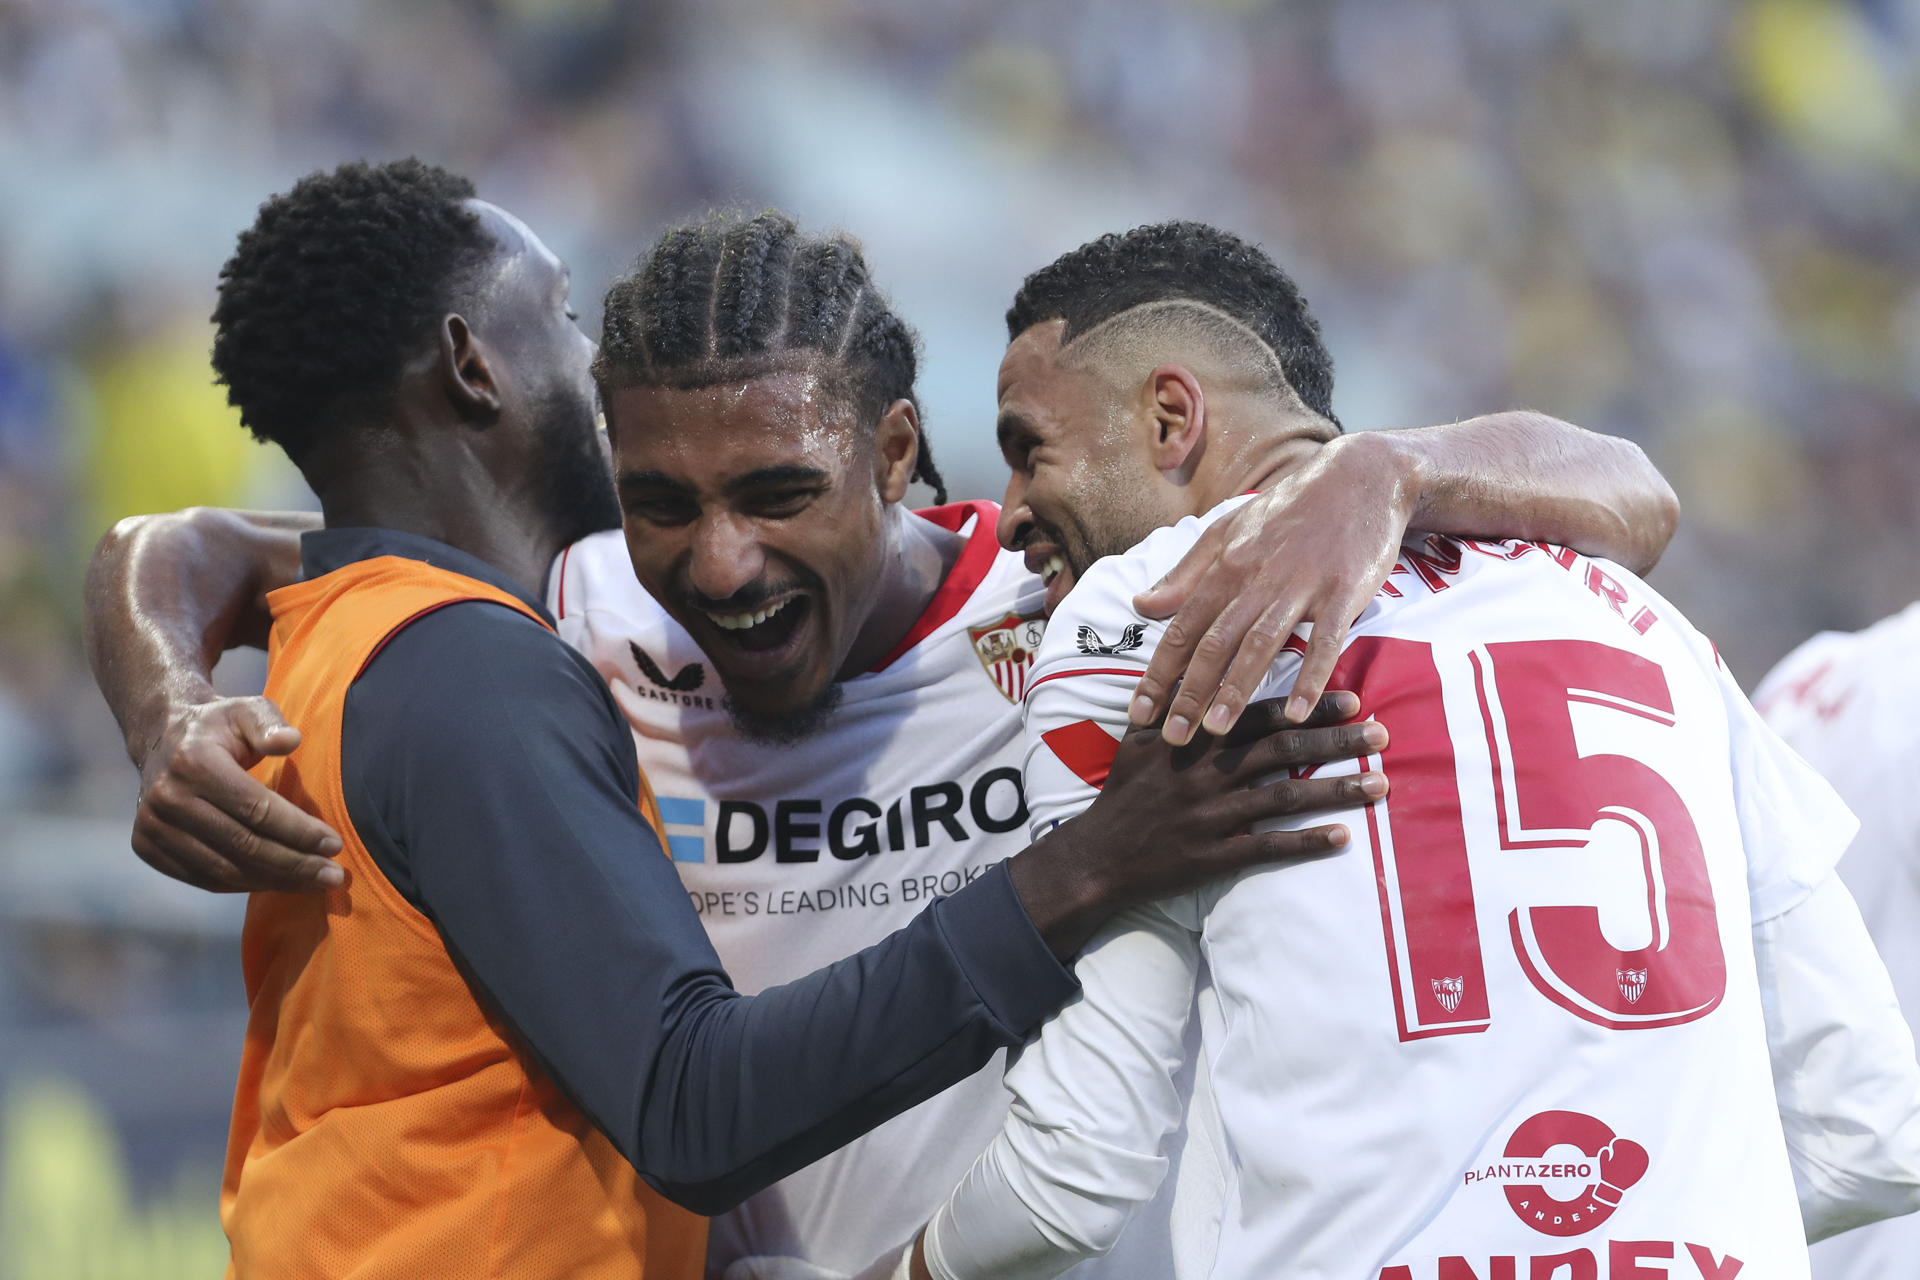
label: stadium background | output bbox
[1,0,1917,1271]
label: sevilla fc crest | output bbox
[970,612,1047,703]
[1617,968,1648,1004]
[1432,976,1465,1014]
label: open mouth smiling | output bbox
[696,593,812,658]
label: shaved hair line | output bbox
[1058,298,1313,418]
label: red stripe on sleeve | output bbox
[1041,719,1123,790]
[1025,666,1143,697]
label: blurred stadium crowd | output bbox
[1,0,1919,1272]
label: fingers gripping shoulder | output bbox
[1030,531,1199,678]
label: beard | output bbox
[722,680,844,747]
[528,386,622,548]
[1048,488,1156,581]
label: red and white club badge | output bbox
[969,612,1046,703]
[1499,1110,1649,1237]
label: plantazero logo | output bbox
[1381,1112,1745,1278]
[1466,1111,1648,1238]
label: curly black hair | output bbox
[210,159,496,461]
[594,210,948,504]
[1006,221,1340,430]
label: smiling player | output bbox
[898,223,1920,1280]
[87,207,1688,1277]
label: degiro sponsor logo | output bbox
[702,767,1029,864]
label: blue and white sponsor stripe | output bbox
[657,795,707,862]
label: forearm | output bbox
[916,904,1200,1278]
[920,1143,1089,1280]
[638,863,1075,1212]
[1377,411,1679,574]
[84,507,313,762]
[1757,873,1920,1241]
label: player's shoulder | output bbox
[910,499,1048,631]
[1113,496,1256,594]
[548,529,674,629]
[1815,599,1920,670]
[361,593,616,725]
[1757,599,1920,739]
[1058,498,1254,624]
[1028,500,1255,677]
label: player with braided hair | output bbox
[88,182,1687,1278]
[596,210,948,502]
[555,212,1686,1274]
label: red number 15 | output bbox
[1338,636,1727,1041]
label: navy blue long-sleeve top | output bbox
[313,527,1079,1213]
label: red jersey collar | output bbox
[870,500,1004,672]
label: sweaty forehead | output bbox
[610,370,856,471]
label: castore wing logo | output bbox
[631,642,706,692]
[1076,623,1146,656]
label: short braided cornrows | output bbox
[595,210,947,503]
[211,159,494,460]
[1007,221,1340,430]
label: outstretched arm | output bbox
[1130,411,1680,742]
[84,507,337,890]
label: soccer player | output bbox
[890,223,1920,1279]
[89,202,1683,1278]
[1757,604,1920,1279]
[96,163,1406,1280]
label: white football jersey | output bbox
[548,505,1184,1277]
[990,497,1853,1278]
[1758,602,1920,1280]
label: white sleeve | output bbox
[1756,872,1920,1240]
[922,584,1219,1280]
[922,903,1203,1280]
[1719,658,1860,923]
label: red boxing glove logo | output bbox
[1500,1110,1649,1237]
[1593,1135,1650,1209]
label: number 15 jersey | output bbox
[946,497,1861,1279]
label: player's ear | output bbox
[873,398,920,504]
[1145,364,1205,480]
[440,313,503,422]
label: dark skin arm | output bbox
[1130,411,1680,742]
[83,506,1385,943]
[84,507,334,891]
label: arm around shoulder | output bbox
[86,506,314,761]
[87,506,340,893]
[1386,411,1680,574]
